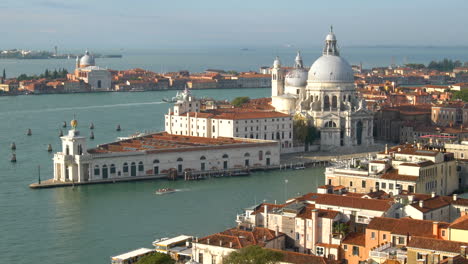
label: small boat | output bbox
[294,166,306,170]
[116,124,121,131]
[231,171,250,177]
[155,188,176,195]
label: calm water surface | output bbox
[0,89,324,264]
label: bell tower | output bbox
[54,119,88,183]
[271,56,284,97]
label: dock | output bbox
[29,174,167,189]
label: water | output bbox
[0,88,325,264]
[2,46,468,78]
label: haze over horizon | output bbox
[0,0,467,50]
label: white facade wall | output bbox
[53,131,280,183]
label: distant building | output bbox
[68,50,111,91]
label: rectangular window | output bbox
[389,183,394,189]
[352,246,359,256]
[381,182,387,189]
[371,232,375,239]
[362,180,366,188]
[383,234,386,240]
[343,245,347,251]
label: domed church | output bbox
[271,27,374,150]
[69,50,112,91]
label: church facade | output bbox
[271,28,374,150]
[68,50,112,91]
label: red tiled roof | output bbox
[379,169,419,182]
[342,232,366,246]
[367,217,448,237]
[407,236,468,253]
[197,227,283,249]
[314,194,393,211]
[449,215,468,230]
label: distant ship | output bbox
[162,88,191,103]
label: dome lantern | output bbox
[273,56,281,68]
[323,25,339,56]
[294,51,304,69]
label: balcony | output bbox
[370,243,407,262]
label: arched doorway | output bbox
[356,121,363,145]
[153,159,159,175]
[130,162,136,176]
[102,165,108,179]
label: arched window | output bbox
[110,164,116,174]
[259,150,263,161]
[94,165,100,176]
[153,159,159,164]
[332,96,337,109]
[324,121,337,128]
[78,144,82,155]
[177,157,183,162]
[276,132,280,140]
[324,95,330,110]
[222,154,229,159]
[138,161,144,172]
[200,156,206,160]
[244,153,250,157]
[123,162,128,173]
[212,125,215,132]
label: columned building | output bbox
[271,28,374,150]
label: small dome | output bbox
[79,50,95,67]
[273,56,281,68]
[285,68,308,87]
[308,55,354,83]
[326,33,336,41]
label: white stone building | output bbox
[325,144,460,196]
[69,50,112,91]
[164,90,295,153]
[271,28,374,150]
[53,121,280,183]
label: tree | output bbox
[231,96,250,107]
[333,222,349,237]
[293,114,319,145]
[223,245,284,264]
[135,252,175,264]
[405,63,425,69]
[44,69,50,79]
[452,90,468,102]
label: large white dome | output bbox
[80,50,95,67]
[285,68,308,87]
[307,55,354,83]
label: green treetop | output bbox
[223,245,284,264]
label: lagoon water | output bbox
[0,88,325,264]
[2,46,468,77]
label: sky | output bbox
[0,0,467,50]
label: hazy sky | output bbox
[0,0,467,49]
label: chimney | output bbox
[448,257,454,264]
[275,225,279,237]
[461,246,467,258]
[419,200,424,208]
[207,238,210,245]
[433,222,439,237]
[453,194,458,201]
[229,242,233,248]
[431,192,436,198]
[385,144,388,154]
[434,253,440,264]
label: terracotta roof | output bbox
[87,132,276,154]
[411,196,451,213]
[450,215,468,230]
[342,232,366,246]
[440,255,468,264]
[407,236,468,253]
[380,169,419,182]
[314,194,394,212]
[197,227,283,249]
[400,160,435,167]
[367,217,448,238]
